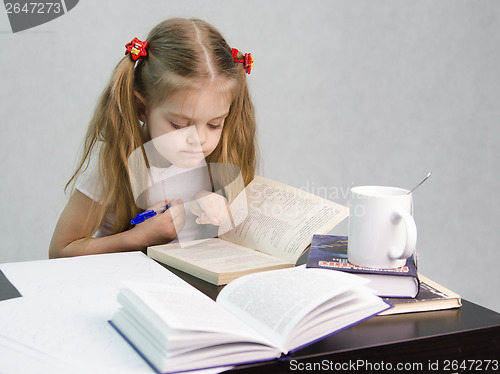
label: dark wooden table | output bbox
[162,264,500,373]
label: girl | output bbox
[49,18,257,258]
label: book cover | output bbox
[379,274,462,315]
[306,234,419,298]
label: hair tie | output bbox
[232,48,253,74]
[125,37,148,61]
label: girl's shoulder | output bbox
[75,142,104,201]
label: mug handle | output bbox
[389,210,417,260]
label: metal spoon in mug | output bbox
[407,172,432,194]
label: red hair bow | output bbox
[125,37,148,61]
[232,48,253,74]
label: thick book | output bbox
[305,234,419,298]
[110,266,390,374]
[148,176,349,285]
[379,274,462,315]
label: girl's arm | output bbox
[49,190,185,258]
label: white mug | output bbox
[347,186,417,269]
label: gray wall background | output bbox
[1,0,499,312]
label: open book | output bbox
[148,176,349,284]
[110,266,390,374]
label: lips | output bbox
[182,150,204,156]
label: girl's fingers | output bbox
[165,199,183,220]
[195,212,218,225]
[166,199,185,233]
[207,214,220,225]
[191,193,229,226]
[148,200,169,212]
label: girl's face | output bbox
[140,83,231,169]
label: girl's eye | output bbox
[170,121,222,130]
[170,122,186,130]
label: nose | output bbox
[186,124,206,145]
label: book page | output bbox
[216,267,370,351]
[118,281,266,341]
[150,238,291,274]
[219,177,349,263]
[112,282,280,373]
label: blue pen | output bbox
[130,204,169,225]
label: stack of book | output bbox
[305,234,461,315]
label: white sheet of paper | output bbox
[0,252,203,374]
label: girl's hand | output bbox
[132,199,185,247]
[190,191,230,226]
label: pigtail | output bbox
[67,57,144,236]
[227,71,257,184]
[206,67,258,204]
[236,69,258,183]
[101,57,146,233]
[207,51,258,187]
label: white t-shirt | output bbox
[75,154,115,238]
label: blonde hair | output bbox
[67,18,257,236]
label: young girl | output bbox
[49,18,257,258]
